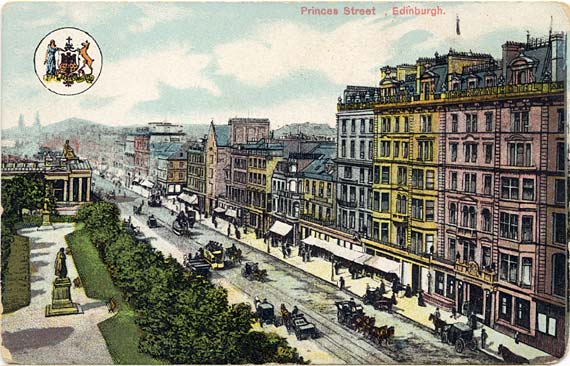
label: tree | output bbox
[1,174,48,220]
[77,201,121,254]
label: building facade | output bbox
[186,140,207,213]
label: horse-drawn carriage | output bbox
[172,211,195,236]
[441,322,477,353]
[255,301,276,327]
[279,304,319,340]
[133,201,144,215]
[183,254,211,278]
[204,241,225,269]
[335,299,395,346]
[147,214,159,228]
[123,220,149,243]
[242,262,267,282]
[148,193,162,207]
[363,287,393,311]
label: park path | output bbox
[1,223,113,364]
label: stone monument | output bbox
[38,184,54,231]
[45,247,82,317]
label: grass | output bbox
[2,235,31,313]
[66,224,164,365]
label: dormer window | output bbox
[485,76,495,87]
[467,77,478,89]
[451,81,460,90]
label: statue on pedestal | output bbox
[45,247,82,317]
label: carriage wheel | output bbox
[468,340,477,352]
[455,338,465,353]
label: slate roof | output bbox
[214,125,231,147]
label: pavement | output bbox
[158,197,555,364]
[1,224,113,365]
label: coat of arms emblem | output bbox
[34,27,102,95]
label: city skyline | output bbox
[2,1,568,129]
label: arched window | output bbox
[469,207,477,228]
[462,206,469,227]
[482,209,491,232]
[553,253,566,297]
[449,203,457,224]
[289,180,297,193]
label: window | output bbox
[412,169,424,189]
[359,168,365,183]
[511,111,529,132]
[464,173,477,193]
[482,247,491,268]
[341,140,346,157]
[484,144,493,163]
[380,141,391,157]
[359,141,365,159]
[500,254,519,283]
[557,109,565,133]
[426,170,435,190]
[448,238,456,260]
[464,143,478,163]
[553,253,566,297]
[418,140,434,161]
[499,292,512,321]
[500,212,518,240]
[553,213,566,243]
[449,203,457,224]
[485,112,493,132]
[522,258,532,287]
[420,115,432,132]
[341,119,347,134]
[482,209,491,232]
[369,118,374,133]
[393,141,400,158]
[381,167,390,184]
[463,240,476,261]
[360,119,366,133]
[359,188,364,206]
[397,167,407,185]
[501,177,519,200]
[373,192,380,211]
[368,141,373,159]
[515,298,530,329]
[404,117,410,132]
[394,116,400,132]
[425,201,435,221]
[380,193,389,212]
[508,143,532,166]
[368,168,372,183]
[351,119,356,133]
[402,142,409,158]
[373,166,380,184]
[466,113,478,132]
[350,140,355,158]
[451,114,458,132]
[396,225,406,246]
[522,216,533,242]
[380,223,389,242]
[451,172,457,190]
[555,179,565,203]
[483,174,492,195]
[396,194,407,214]
[381,117,391,133]
[537,312,557,336]
[446,275,455,300]
[410,231,423,254]
[344,166,352,179]
[450,143,458,162]
[435,271,445,296]
[412,199,423,220]
[522,179,534,201]
[556,142,565,171]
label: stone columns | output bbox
[63,180,68,202]
[78,177,83,202]
[69,178,74,202]
[86,177,91,202]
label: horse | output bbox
[428,313,447,336]
[498,344,530,364]
[280,304,291,331]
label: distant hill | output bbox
[273,122,335,138]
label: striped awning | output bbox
[302,236,371,263]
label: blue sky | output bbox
[1,1,568,129]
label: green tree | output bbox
[77,201,121,254]
[2,174,47,220]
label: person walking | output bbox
[434,307,441,319]
[480,328,488,350]
[339,276,345,291]
[227,224,231,237]
[418,290,426,307]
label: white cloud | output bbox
[129,3,189,33]
[213,2,569,87]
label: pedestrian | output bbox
[235,228,241,240]
[282,245,287,259]
[434,307,441,319]
[514,331,520,344]
[480,328,488,350]
[391,292,398,306]
[292,305,299,316]
[418,290,426,307]
[339,276,345,291]
[469,311,477,330]
[334,262,340,275]
[227,224,231,237]
[451,307,458,319]
[405,284,413,298]
[379,281,386,296]
[286,246,292,258]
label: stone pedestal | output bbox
[45,277,82,317]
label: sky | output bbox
[1,1,568,129]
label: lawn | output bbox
[66,225,164,365]
[2,235,31,313]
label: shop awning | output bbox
[140,179,154,189]
[364,255,401,274]
[302,236,371,263]
[213,207,226,214]
[269,221,293,236]
[178,192,198,205]
[226,209,237,218]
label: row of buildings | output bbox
[23,31,565,357]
